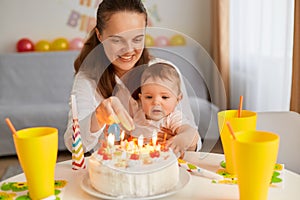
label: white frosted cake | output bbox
[88,138,179,198]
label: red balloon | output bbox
[16,38,34,52]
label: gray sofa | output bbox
[0,47,219,156]
[0,51,78,156]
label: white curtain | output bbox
[229,0,294,111]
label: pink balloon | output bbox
[69,37,84,50]
[154,36,169,47]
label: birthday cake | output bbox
[88,135,179,197]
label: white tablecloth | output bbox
[1,152,300,200]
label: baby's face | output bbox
[139,83,179,121]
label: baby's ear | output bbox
[177,93,183,101]
[138,93,142,99]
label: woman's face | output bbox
[98,11,146,77]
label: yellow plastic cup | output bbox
[13,127,58,200]
[233,130,279,200]
[217,110,257,174]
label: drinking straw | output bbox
[226,122,236,140]
[5,118,18,137]
[238,95,243,118]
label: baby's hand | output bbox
[166,133,189,157]
[156,127,173,143]
[166,125,199,156]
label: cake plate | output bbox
[80,167,190,200]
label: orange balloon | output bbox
[35,40,51,52]
[51,38,69,51]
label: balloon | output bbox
[170,34,186,46]
[16,38,34,52]
[35,40,51,52]
[145,34,154,47]
[154,36,169,47]
[107,123,121,141]
[51,38,69,51]
[69,37,84,50]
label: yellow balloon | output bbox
[51,38,69,51]
[35,40,51,52]
[145,34,154,47]
[170,34,186,46]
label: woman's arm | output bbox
[64,73,135,153]
[64,72,104,153]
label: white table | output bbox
[1,152,299,199]
[257,111,300,174]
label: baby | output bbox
[132,62,200,155]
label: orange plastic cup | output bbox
[233,130,279,200]
[13,127,58,200]
[217,110,257,174]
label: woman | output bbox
[64,0,200,154]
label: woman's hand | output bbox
[95,96,135,131]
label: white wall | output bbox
[0,0,211,54]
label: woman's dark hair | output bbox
[74,0,151,98]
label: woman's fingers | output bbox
[96,98,115,124]
[110,97,135,131]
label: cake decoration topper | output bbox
[71,95,86,170]
[107,123,121,141]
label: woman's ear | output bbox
[138,93,142,99]
[95,28,102,42]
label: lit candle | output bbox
[156,144,161,151]
[120,130,125,141]
[108,133,115,148]
[138,135,144,149]
[138,135,144,160]
[119,130,127,151]
[152,130,157,148]
[163,132,167,149]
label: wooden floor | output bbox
[0,139,223,180]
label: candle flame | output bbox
[138,135,144,148]
[120,130,125,141]
[108,133,115,147]
[152,130,157,146]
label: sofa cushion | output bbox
[0,104,69,155]
[0,52,76,105]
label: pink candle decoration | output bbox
[71,95,86,170]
